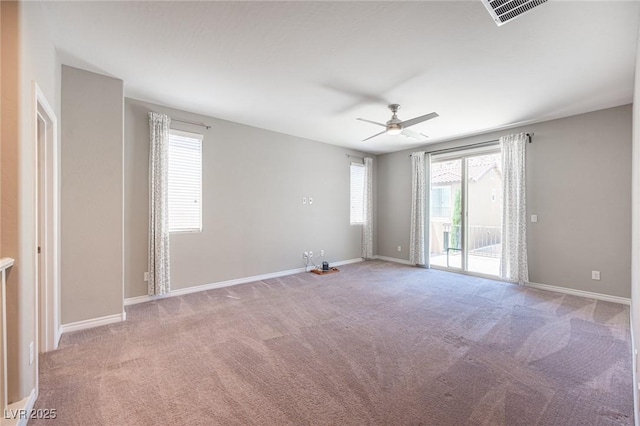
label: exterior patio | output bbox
[430,251,501,277]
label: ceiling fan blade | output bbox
[400,112,439,129]
[357,118,387,127]
[401,128,428,141]
[362,130,387,142]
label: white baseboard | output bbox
[59,312,126,335]
[332,258,366,267]
[125,258,365,306]
[55,326,62,348]
[371,257,630,306]
[525,281,630,305]
[373,255,414,266]
[124,294,160,306]
[4,388,36,426]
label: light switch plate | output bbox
[531,214,538,223]
[592,271,601,280]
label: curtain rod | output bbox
[409,133,534,157]
[172,118,211,130]
[346,154,364,159]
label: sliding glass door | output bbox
[429,148,502,277]
[430,159,463,270]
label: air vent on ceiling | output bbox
[480,0,548,26]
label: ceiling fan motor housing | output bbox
[386,104,403,134]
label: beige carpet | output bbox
[32,261,632,425]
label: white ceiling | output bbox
[41,1,639,154]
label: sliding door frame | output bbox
[429,144,501,279]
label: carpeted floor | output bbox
[31,260,632,425]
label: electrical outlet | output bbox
[531,214,538,223]
[308,251,313,258]
[320,250,324,257]
[29,342,34,365]
[309,197,313,205]
[302,197,307,204]
[143,272,149,282]
[303,252,308,259]
[397,245,402,252]
[591,270,601,280]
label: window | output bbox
[431,186,451,218]
[350,162,365,225]
[168,129,202,232]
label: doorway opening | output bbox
[429,146,502,277]
[34,82,60,360]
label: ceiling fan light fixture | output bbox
[386,125,402,136]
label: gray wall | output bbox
[630,19,640,408]
[378,105,632,299]
[125,98,375,299]
[61,66,124,324]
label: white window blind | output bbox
[168,130,202,232]
[350,163,365,225]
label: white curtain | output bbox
[362,157,374,259]
[148,112,171,295]
[500,133,528,284]
[424,153,431,268]
[409,152,430,266]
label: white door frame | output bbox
[33,82,60,358]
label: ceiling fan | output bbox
[357,104,439,142]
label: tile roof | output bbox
[431,155,502,185]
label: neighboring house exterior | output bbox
[430,155,503,256]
